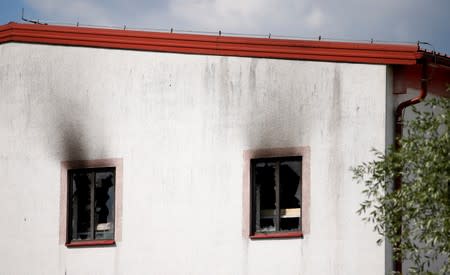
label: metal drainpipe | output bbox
[393,59,429,274]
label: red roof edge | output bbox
[420,50,450,68]
[0,22,446,66]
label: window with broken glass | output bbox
[251,157,301,236]
[67,167,115,243]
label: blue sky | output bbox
[1,0,450,54]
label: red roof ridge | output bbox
[1,22,448,66]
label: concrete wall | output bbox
[0,42,388,275]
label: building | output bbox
[0,22,449,275]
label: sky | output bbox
[1,0,449,54]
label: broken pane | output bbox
[255,161,276,232]
[94,170,115,240]
[71,171,93,240]
[279,159,301,231]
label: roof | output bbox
[1,22,449,66]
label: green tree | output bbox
[352,97,450,274]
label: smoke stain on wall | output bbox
[328,65,346,266]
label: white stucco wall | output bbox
[0,42,389,275]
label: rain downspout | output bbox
[393,58,429,274]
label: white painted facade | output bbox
[0,42,392,275]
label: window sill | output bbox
[250,231,303,240]
[66,240,115,247]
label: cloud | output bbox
[305,7,324,30]
[26,0,113,25]
[168,0,278,31]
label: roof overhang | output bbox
[1,22,438,65]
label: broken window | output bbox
[251,157,301,236]
[67,167,115,244]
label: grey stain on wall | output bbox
[328,65,346,252]
[47,91,108,162]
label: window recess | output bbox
[251,157,302,238]
[67,167,115,245]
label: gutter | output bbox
[393,58,429,274]
[394,59,429,151]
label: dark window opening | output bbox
[251,157,301,235]
[68,167,115,243]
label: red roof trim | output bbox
[0,22,430,65]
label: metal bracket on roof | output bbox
[21,8,47,25]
